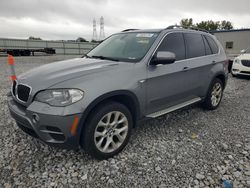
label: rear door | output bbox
[182,32,214,98]
[181,32,211,97]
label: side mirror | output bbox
[240,49,246,54]
[151,51,176,65]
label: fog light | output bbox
[32,113,40,123]
[232,69,240,72]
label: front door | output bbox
[146,32,194,115]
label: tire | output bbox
[24,50,31,56]
[13,50,20,56]
[7,51,13,56]
[81,101,133,160]
[202,78,223,110]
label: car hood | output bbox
[17,58,122,91]
[237,53,250,60]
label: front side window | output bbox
[87,32,159,62]
[157,33,185,61]
[184,33,205,58]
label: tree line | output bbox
[180,18,233,31]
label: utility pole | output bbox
[99,16,105,41]
[92,19,97,41]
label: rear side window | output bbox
[202,35,212,55]
[204,35,219,54]
[184,33,205,58]
[157,33,185,61]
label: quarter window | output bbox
[157,33,185,61]
[202,35,212,55]
[184,33,205,58]
[204,35,219,54]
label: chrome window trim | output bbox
[147,31,220,66]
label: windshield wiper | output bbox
[91,55,120,62]
[82,54,91,58]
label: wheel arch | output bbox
[214,73,226,89]
[78,90,141,140]
[204,72,227,100]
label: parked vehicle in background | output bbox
[7,26,228,159]
[211,29,250,73]
[232,47,250,77]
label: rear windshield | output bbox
[245,47,250,53]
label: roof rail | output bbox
[188,27,210,33]
[165,25,210,33]
[121,29,139,32]
[166,25,183,29]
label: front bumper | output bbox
[7,94,82,150]
[232,63,250,76]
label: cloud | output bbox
[0,0,249,40]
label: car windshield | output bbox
[87,32,159,62]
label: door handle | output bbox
[182,66,190,71]
[212,60,216,64]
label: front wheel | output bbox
[81,101,133,160]
[202,78,224,110]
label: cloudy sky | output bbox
[0,0,250,41]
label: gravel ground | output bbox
[0,55,249,188]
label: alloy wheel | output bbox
[211,82,222,107]
[94,111,129,153]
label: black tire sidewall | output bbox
[82,101,133,160]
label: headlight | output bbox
[234,58,241,64]
[35,89,84,107]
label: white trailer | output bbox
[0,38,97,56]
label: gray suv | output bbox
[8,27,228,159]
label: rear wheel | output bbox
[81,101,132,160]
[202,78,223,110]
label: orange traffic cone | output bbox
[8,55,17,81]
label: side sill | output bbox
[146,97,201,118]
